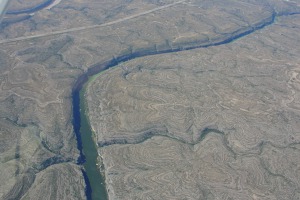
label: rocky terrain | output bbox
[0,0,300,199]
[86,14,300,199]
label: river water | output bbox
[73,81,108,200]
[69,8,293,200]
[4,1,300,200]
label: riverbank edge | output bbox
[83,70,110,195]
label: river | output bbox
[6,0,55,15]
[72,79,108,200]
[69,8,300,200]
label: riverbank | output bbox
[72,70,108,200]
